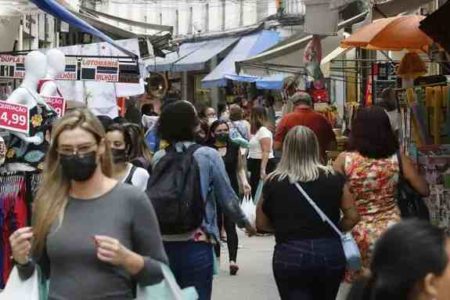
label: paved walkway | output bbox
[212,232,279,300]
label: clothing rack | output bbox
[0,170,42,288]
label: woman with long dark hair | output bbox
[207,120,251,275]
[256,126,360,299]
[247,106,275,198]
[348,220,450,300]
[9,109,168,299]
[333,106,429,281]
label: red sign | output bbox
[44,96,66,117]
[0,101,29,134]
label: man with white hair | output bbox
[274,92,336,160]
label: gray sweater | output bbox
[18,183,168,300]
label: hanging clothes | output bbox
[0,173,29,288]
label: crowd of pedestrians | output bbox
[6,91,445,300]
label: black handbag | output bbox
[396,152,430,220]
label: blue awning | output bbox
[146,37,238,73]
[30,0,136,58]
[202,30,281,88]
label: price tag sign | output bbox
[0,101,29,134]
[44,96,66,117]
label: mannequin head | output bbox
[25,51,47,80]
[46,49,65,78]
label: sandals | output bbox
[229,263,239,276]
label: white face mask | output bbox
[208,117,217,125]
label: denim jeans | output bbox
[164,241,214,300]
[272,238,346,300]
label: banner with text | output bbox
[44,96,65,117]
[81,58,119,82]
[0,101,30,134]
[0,55,25,79]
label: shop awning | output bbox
[372,0,435,19]
[30,0,137,58]
[146,37,238,73]
[202,30,281,88]
[235,12,367,77]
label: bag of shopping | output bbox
[0,266,41,300]
[240,195,256,226]
[136,264,198,300]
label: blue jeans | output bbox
[164,241,214,300]
[273,238,346,300]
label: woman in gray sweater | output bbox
[9,109,168,299]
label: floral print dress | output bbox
[344,152,401,281]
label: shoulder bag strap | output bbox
[124,165,137,184]
[396,151,404,176]
[294,182,344,238]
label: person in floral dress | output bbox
[333,106,429,281]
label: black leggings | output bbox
[247,158,275,198]
[215,205,238,262]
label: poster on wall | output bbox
[0,101,29,134]
[81,58,119,82]
[0,55,25,79]
[44,96,66,117]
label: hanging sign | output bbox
[0,101,29,134]
[81,58,119,82]
[44,96,66,117]
[0,54,139,83]
[0,55,26,79]
[56,57,78,81]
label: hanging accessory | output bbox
[294,182,361,271]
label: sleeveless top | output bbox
[344,152,400,217]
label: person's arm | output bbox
[210,150,255,234]
[401,153,430,197]
[340,183,360,232]
[129,192,169,285]
[256,194,274,232]
[333,152,346,175]
[273,120,287,151]
[237,151,251,196]
[259,137,271,179]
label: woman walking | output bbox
[9,109,168,299]
[208,120,252,275]
[152,100,256,300]
[256,126,360,300]
[333,106,429,281]
[248,106,275,198]
[106,123,150,191]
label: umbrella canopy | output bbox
[341,15,433,51]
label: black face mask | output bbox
[60,151,98,182]
[111,148,127,164]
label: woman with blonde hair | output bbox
[256,126,360,300]
[9,109,168,299]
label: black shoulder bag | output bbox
[396,152,430,221]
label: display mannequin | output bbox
[5,51,57,171]
[39,49,65,97]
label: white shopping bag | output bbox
[240,195,256,226]
[0,266,40,300]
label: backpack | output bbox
[147,144,204,235]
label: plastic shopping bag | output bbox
[240,195,256,226]
[0,266,41,300]
[136,264,198,300]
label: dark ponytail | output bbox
[348,220,448,300]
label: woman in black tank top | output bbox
[208,120,251,276]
